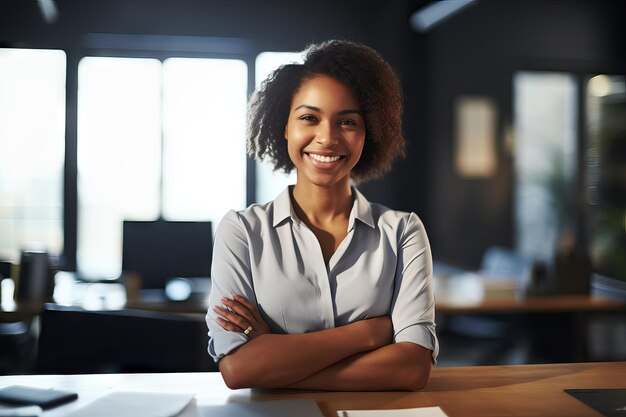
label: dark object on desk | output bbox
[16,251,53,302]
[122,220,212,290]
[0,261,12,281]
[0,385,77,409]
[565,389,626,417]
[36,304,218,374]
[553,244,592,295]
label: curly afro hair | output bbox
[247,40,405,182]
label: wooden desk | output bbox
[436,294,626,314]
[0,362,624,417]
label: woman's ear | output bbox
[284,125,288,141]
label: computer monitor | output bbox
[122,220,213,290]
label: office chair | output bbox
[0,259,38,374]
[36,304,218,374]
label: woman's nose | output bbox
[315,122,339,147]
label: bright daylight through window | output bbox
[0,48,66,262]
[77,56,247,280]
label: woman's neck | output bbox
[291,180,353,226]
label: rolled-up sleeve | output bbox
[206,210,257,363]
[390,213,439,362]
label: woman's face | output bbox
[284,75,365,190]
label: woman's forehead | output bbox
[291,74,361,111]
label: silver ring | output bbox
[244,325,253,335]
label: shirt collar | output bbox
[272,186,298,227]
[272,185,375,229]
[350,187,376,230]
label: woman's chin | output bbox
[296,173,352,190]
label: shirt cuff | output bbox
[206,315,248,362]
[394,322,439,364]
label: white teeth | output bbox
[308,153,341,163]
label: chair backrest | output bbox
[37,304,218,374]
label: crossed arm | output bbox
[213,295,432,391]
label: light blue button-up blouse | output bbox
[206,186,438,363]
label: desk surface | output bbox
[0,362,624,417]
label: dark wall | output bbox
[413,0,626,268]
[1,0,624,270]
[0,1,412,58]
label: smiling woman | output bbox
[206,40,437,392]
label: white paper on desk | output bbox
[336,406,448,417]
[64,392,195,417]
[199,399,324,417]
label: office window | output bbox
[254,52,301,203]
[77,57,162,279]
[162,58,247,220]
[77,56,247,279]
[513,71,577,262]
[0,48,66,261]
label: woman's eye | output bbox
[339,119,357,126]
[298,114,317,122]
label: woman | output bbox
[206,40,438,391]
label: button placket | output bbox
[299,223,335,329]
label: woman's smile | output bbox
[306,153,343,163]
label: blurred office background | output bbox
[0,0,624,374]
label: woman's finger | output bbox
[221,297,256,323]
[213,305,248,331]
[233,294,264,323]
[214,316,242,332]
[215,295,270,337]
[231,294,271,335]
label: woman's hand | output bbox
[213,294,271,339]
